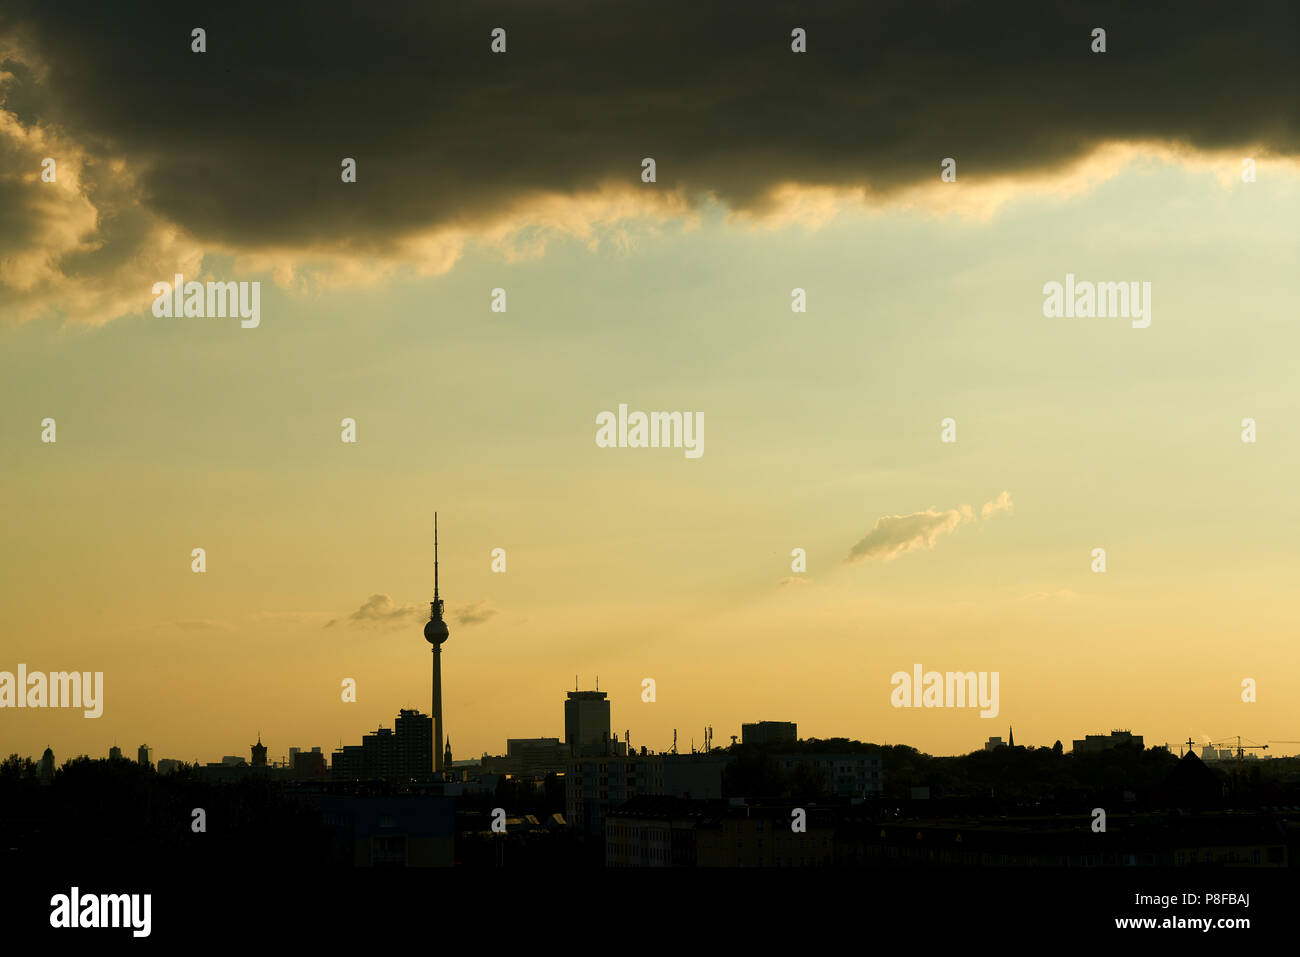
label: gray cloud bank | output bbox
[1,1,1294,320]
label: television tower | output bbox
[423,514,451,772]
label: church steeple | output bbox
[1008,725,1014,748]
[444,737,452,769]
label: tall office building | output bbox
[396,708,433,776]
[565,690,611,756]
[332,709,433,781]
[423,514,451,772]
[108,745,122,760]
[137,744,152,768]
[251,734,267,768]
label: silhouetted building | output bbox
[566,690,612,756]
[1163,751,1223,809]
[985,736,1005,751]
[663,754,727,800]
[610,799,1288,868]
[293,747,327,779]
[108,745,122,761]
[774,753,883,797]
[331,710,432,781]
[742,722,797,747]
[606,796,716,866]
[157,758,184,774]
[568,754,664,836]
[251,735,267,767]
[1073,730,1143,753]
[697,803,836,867]
[606,797,836,867]
[38,747,55,785]
[312,794,455,866]
[567,753,728,836]
[137,744,152,768]
[481,737,569,776]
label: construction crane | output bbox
[1208,735,1268,767]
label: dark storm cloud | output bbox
[0,0,1295,253]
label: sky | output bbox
[1,2,1297,764]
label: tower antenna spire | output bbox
[429,513,445,623]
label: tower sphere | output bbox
[425,618,449,644]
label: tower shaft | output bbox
[433,644,444,772]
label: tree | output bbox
[0,753,37,781]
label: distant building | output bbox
[1073,730,1143,754]
[565,690,612,756]
[39,747,55,785]
[1202,746,1251,763]
[773,753,883,797]
[481,737,569,776]
[567,753,728,836]
[294,747,327,779]
[251,736,267,768]
[137,745,152,768]
[221,756,246,767]
[108,746,123,761]
[157,758,184,775]
[985,736,1006,751]
[742,722,797,747]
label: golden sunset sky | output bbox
[2,3,1296,764]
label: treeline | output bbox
[720,739,1300,810]
[0,754,330,866]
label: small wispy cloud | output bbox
[455,601,499,626]
[778,576,810,587]
[845,492,1013,564]
[981,490,1014,519]
[325,593,423,629]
